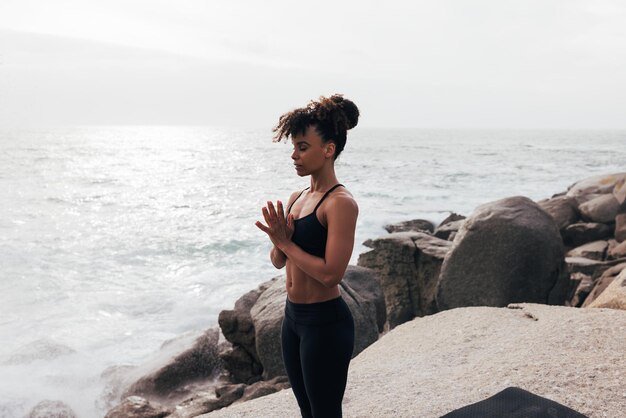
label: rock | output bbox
[434,219,465,240]
[587,268,626,310]
[3,339,75,365]
[168,384,245,418]
[26,400,77,418]
[439,212,466,226]
[217,345,262,385]
[537,195,579,231]
[608,239,626,259]
[200,304,626,418]
[234,376,290,404]
[341,265,387,333]
[219,279,275,360]
[358,231,452,328]
[99,365,137,411]
[250,267,382,380]
[384,219,434,233]
[566,256,626,280]
[217,278,275,383]
[579,194,621,223]
[122,327,222,404]
[565,273,594,307]
[566,240,608,261]
[437,196,567,310]
[104,396,170,418]
[562,222,613,247]
[583,263,626,307]
[616,212,626,242]
[566,172,626,205]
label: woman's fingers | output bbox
[255,221,269,233]
[277,200,284,221]
[262,207,272,226]
[267,201,278,221]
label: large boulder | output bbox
[587,268,626,310]
[358,231,452,328]
[579,194,621,223]
[121,327,222,404]
[252,266,383,380]
[537,195,579,231]
[437,196,567,311]
[566,172,626,206]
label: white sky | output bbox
[1,0,625,128]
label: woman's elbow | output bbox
[322,268,346,288]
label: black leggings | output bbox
[281,295,355,418]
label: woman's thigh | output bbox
[299,316,355,416]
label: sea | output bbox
[0,126,624,417]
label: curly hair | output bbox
[272,94,360,160]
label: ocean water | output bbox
[0,126,624,416]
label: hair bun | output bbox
[316,94,359,130]
[332,95,359,130]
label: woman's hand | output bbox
[255,200,295,249]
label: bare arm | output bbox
[276,196,358,287]
[270,245,287,269]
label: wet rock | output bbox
[104,396,170,418]
[3,339,75,365]
[168,383,245,418]
[234,376,290,404]
[26,400,77,418]
[437,196,567,311]
[122,327,222,404]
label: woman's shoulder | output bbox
[324,186,358,215]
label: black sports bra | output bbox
[286,184,344,258]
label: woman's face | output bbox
[291,125,334,176]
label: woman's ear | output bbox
[325,142,336,159]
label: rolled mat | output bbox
[440,387,588,418]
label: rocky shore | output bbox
[27,173,626,418]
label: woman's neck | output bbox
[308,165,339,193]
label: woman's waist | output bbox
[284,294,352,324]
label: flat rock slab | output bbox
[200,304,625,418]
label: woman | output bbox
[255,94,360,418]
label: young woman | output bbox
[255,94,360,418]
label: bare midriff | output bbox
[285,260,340,303]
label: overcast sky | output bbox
[1,0,625,128]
